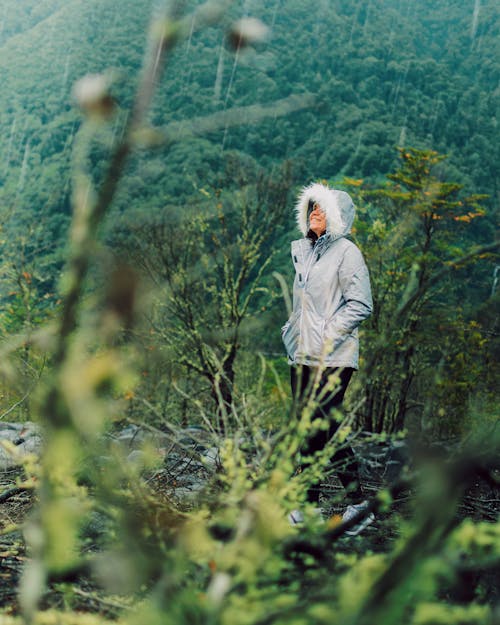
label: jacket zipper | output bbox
[298,237,325,359]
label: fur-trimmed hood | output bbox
[295,183,356,238]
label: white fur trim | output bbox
[295,183,346,237]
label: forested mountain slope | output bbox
[0,0,498,296]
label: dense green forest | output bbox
[0,0,497,428]
[1,0,499,251]
[0,1,498,624]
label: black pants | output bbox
[291,365,363,504]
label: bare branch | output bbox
[0,484,33,504]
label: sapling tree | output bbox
[121,162,292,429]
[347,148,497,433]
[0,222,60,421]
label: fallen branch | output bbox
[0,484,32,504]
[71,587,132,612]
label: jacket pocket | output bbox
[322,322,344,355]
[305,317,326,359]
[281,313,300,359]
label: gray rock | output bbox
[0,422,43,470]
[108,424,170,457]
[201,446,220,471]
[172,477,207,503]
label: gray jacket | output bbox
[281,183,372,369]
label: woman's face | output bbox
[308,202,327,237]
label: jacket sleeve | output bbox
[330,245,372,334]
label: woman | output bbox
[282,182,374,533]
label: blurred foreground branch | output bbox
[19,1,316,621]
[134,94,315,148]
[283,449,499,624]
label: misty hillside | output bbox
[0,0,498,284]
